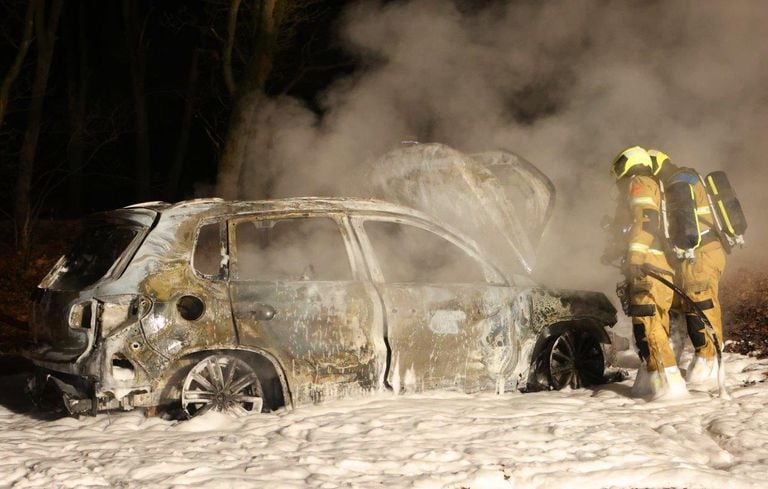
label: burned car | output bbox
[25,146,616,418]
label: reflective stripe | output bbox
[707,175,719,195]
[692,185,702,248]
[630,196,656,206]
[695,206,712,215]
[648,248,665,255]
[718,200,737,234]
[629,243,649,253]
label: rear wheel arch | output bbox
[157,347,290,417]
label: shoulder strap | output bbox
[657,179,670,240]
[667,167,700,186]
[699,173,729,246]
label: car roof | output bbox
[124,197,448,223]
[126,197,485,260]
[112,197,511,284]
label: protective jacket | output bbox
[626,175,669,267]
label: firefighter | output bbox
[649,149,726,390]
[610,146,688,399]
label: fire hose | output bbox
[640,263,730,400]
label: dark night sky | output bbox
[0,0,356,217]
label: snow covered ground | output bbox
[2,351,768,489]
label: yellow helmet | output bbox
[611,146,652,180]
[647,149,671,175]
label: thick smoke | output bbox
[232,0,768,291]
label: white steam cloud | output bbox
[230,0,768,291]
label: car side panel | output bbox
[380,283,519,393]
[349,214,522,393]
[232,280,385,405]
[138,266,235,374]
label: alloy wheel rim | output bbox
[181,355,263,417]
[548,331,604,390]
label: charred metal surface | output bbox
[518,288,616,335]
[232,280,384,406]
[382,284,519,395]
[507,287,617,388]
[23,197,617,416]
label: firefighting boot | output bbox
[631,363,652,398]
[685,355,718,392]
[649,366,689,401]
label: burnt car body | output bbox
[24,196,616,417]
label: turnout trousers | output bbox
[679,240,726,359]
[631,252,676,372]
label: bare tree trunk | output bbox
[215,92,259,199]
[249,0,280,90]
[0,0,35,130]
[14,0,63,259]
[216,0,285,199]
[165,48,200,201]
[66,2,88,216]
[222,0,242,97]
[123,0,152,202]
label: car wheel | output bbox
[181,354,264,418]
[545,330,605,390]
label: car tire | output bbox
[180,354,265,418]
[544,329,605,390]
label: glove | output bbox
[626,264,646,280]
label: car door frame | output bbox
[226,209,388,406]
[349,211,521,394]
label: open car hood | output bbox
[369,143,555,275]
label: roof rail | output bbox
[172,197,225,207]
[123,201,170,209]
